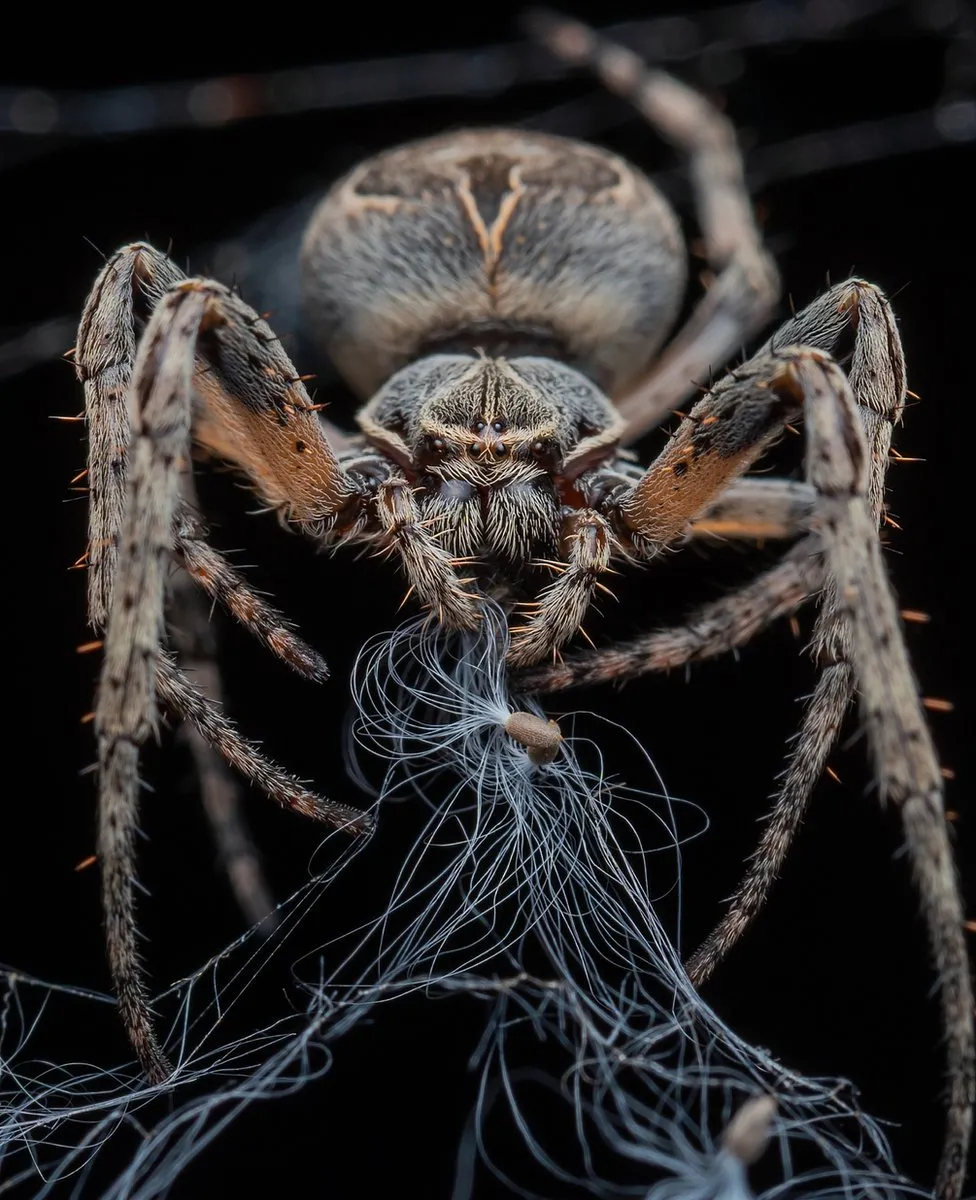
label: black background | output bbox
[2,2,973,1197]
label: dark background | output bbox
[2,2,973,1196]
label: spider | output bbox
[75,12,972,1197]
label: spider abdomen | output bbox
[301,128,687,398]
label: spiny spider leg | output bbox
[509,510,614,667]
[174,506,329,682]
[80,242,354,937]
[79,243,361,564]
[165,527,373,913]
[613,279,902,554]
[684,646,852,983]
[167,561,279,931]
[93,281,203,1083]
[517,533,823,693]
[528,11,780,444]
[616,353,809,555]
[679,281,903,979]
[755,279,904,518]
[374,479,481,629]
[78,244,183,627]
[605,283,902,974]
[169,472,344,929]
[774,351,971,1200]
[526,281,900,960]
[509,478,818,668]
[155,656,370,833]
[82,268,367,1081]
[689,478,816,542]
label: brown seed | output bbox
[504,711,563,766]
[720,1095,777,1165]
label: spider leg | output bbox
[508,509,614,667]
[606,278,899,557]
[528,12,780,444]
[82,266,366,1080]
[690,478,815,542]
[525,283,895,684]
[169,482,343,929]
[174,505,329,681]
[374,480,481,629]
[684,655,853,984]
[614,351,807,555]
[676,282,903,981]
[93,282,202,1082]
[517,533,823,693]
[79,243,361,590]
[167,563,280,930]
[510,481,818,672]
[81,243,343,932]
[771,352,970,1200]
[754,279,904,518]
[78,244,183,628]
[155,656,370,832]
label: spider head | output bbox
[358,354,623,570]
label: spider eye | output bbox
[491,420,507,433]
[473,420,487,433]
[416,434,449,469]
[529,439,560,471]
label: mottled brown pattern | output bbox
[303,128,686,396]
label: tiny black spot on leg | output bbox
[672,460,689,478]
[295,440,307,453]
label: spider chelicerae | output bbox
[74,12,972,1197]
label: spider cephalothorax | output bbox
[352,353,625,602]
[76,13,971,1198]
